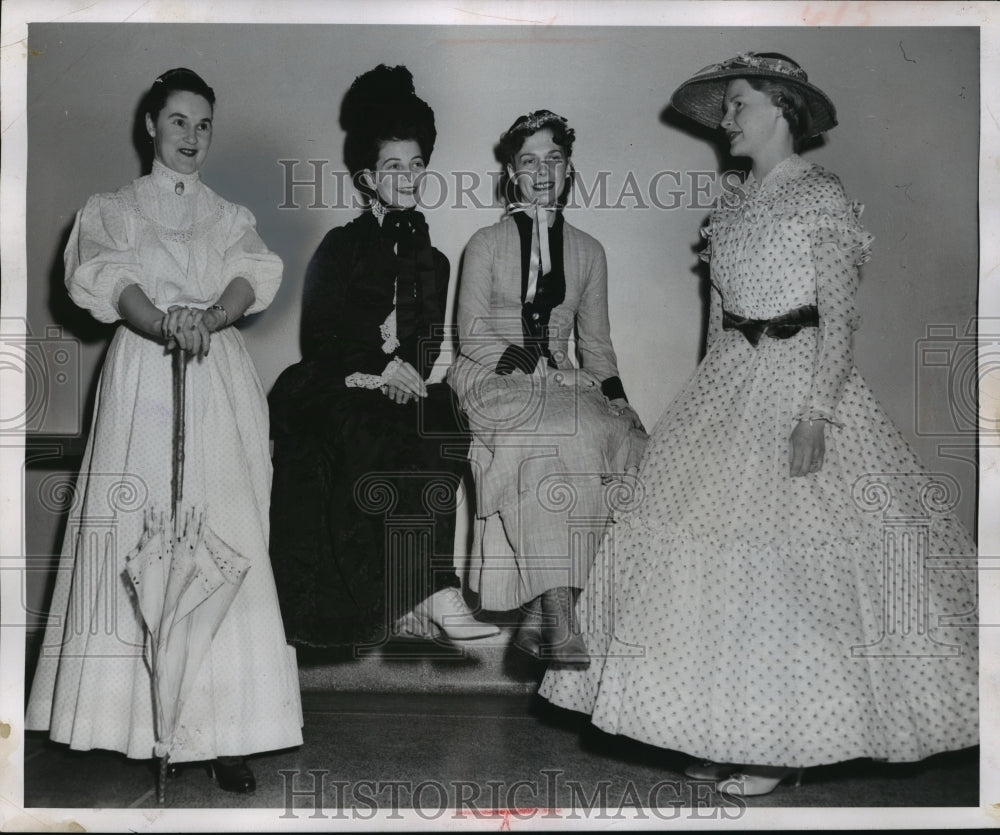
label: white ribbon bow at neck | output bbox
[506,202,558,303]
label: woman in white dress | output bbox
[26,68,303,794]
[539,53,978,796]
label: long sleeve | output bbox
[456,227,512,372]
[700,221,725,354]
[574,241,625,399]
[64,194,140,324]
[797,187,874,424]
[706,280,724,354]
[300,224,398,380]
[222,204,283,314]
[413,249,451,378]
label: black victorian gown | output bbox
[269,209,469,649]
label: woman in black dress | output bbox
[269,65,498,649]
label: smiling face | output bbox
[363,139,426,209]
[507,128,569,207]
[145,90,213,176]
[720,79,787,161]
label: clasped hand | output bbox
[158,305,224,359]
[382,360,428,405]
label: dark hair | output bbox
[340,64,436,196]
[142,67,216,124]
[496,110,576,205]
[744,53,811,141]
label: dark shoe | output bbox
[208,757,256,793]
[513,596,544,658]
[539,586,590,669]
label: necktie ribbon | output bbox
[506,202,558,301]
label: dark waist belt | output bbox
[722,304,819,346]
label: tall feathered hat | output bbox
[340,64,437,176]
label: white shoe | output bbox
[684,761,739,781]
[413,588,500,641]
[718,767,804,797]
[393,609,440,640]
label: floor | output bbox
[24,688,979,818]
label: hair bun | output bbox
[340,64,418,134]
[339,64,437,179]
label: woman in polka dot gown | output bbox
[539,52,978,797]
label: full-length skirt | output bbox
[539,329,978,767]
[269,374,470,649]
[26,326,304,763]
[463,372,647,610]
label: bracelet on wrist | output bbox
[209,304,229,328]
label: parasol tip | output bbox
[157,753,169,805]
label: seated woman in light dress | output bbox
[450,110,647,668]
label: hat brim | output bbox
[670,68,837,139]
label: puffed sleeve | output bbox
[575,240,626,400]
[222,203,283,314]
[797,176,874,425]
[64,193,140,324]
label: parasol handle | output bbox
[171,347,188,523]
[158,752,169,805]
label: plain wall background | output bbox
[23,24,979,625]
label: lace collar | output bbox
[745,154,810,191]
[151,159,201,196]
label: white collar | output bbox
[151,159,201,195]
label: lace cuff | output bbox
[345,356,403,390]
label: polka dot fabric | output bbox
[539,155,978,768]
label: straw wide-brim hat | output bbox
[670,52,837,138]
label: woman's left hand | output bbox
[610,398,645,433]
[789,419,826,477]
